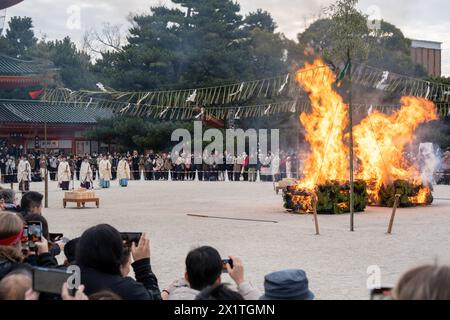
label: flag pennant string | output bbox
[39,62,450,120]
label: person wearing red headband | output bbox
[0,212,57,281]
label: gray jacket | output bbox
[168,280,261,300]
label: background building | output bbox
[0,99,112,155]
[410,39,442,77]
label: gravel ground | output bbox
[3,180,449,300]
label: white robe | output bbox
[17,160,31,184]
[117,159,131,180]
[99,159,112,181]
[80,161,93,184]
[57,161,71,183]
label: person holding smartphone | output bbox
[76,224,161,300]
[0,212,57,282]
[23,214,63,262]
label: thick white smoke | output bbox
[418,143,441,186]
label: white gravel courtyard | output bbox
[3,180,450,300]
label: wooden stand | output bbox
[63,198,99,208]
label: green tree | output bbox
[35,37,97,90]
[244,9,277,33]
[84,117,194,152]
[95,0,298,91]
[0,16,37,58]
[298,2,425,76]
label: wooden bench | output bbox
[63,198,99,208]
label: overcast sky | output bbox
[3,0,449,75]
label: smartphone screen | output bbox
[32,267,72,295]
[120,232,142,247]
[27,222,43,249]
[21,226,29,244]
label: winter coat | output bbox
[80,258,161,300]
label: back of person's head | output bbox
[0,212,24,262]
[260,269,314,300]
[64,237,79,265]
[23,214,49,240]
[196,284,244,300]
[76,224,123,275]
[394,265,450,300]
[89,290,122,300]
[185,246,222,291]
[0,189,15,205]
[0,268,32,300]
[20,192,43,215]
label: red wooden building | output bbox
[0,99,112,155]
[0,55,112,155]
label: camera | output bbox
[222,258,233,273]
[120,232,142,247]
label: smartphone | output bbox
[21,225,29,250]
[370,287,393,300]
[120,232,142,247]
[27,221,43,249]
[222,258,233,273]
[32,267,72,295]
[49,233,64,243]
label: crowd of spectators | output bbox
[0,189,449,301]
[1,145,304,184]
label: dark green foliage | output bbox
[84,116,194,152]
[297,13,426,77]
[0,16,37,59]
[94,0,301,91]
[378,180,433,207]
[283,180,368,214]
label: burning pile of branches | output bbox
[282,59,437,214]
[283,180,368,214]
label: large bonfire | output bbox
[283,59,438,214]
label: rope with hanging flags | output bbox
[40,62,450,109]
[36,97,450,120]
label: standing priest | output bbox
[57,155,71,190]
[80,156,93,189]
[99,155,112,188]
[17,155,32,192]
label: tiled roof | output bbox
[0,100,113,124]
[0,55,42,76]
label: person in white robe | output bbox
[57,156,71,190]
[79,157,93,189]
[117,155,131,187]
[17,155,32,192]
[99,155,112,188]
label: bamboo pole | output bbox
[312,193,320,235]
[387,194,401,234]
[44,122,48,208]
[187,214,278,224]
[349,53,355,232]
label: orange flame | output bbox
[294,59,438,205]
[408,187,430,204]
[295,59,349,190]
[353,97,438,203]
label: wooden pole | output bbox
[187,214,278,224]
[44,122,48,208]
[387,194,401,234]
[348,52,355,232]
[312,193,320,235]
